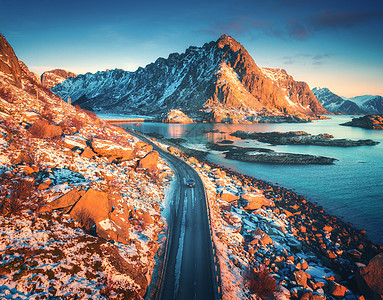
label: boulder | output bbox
[357,253,383,299]
[81,147,96,159]
[91,138,134,160]
[63,136,87,149]
[137,151,159,172]
[252,228,273,245]
[242,193,274,210]
[292,270,310,288]
[135,141,153,153]
[47,188,81,211]
[70,188,111,223]
[328,281,348,298]
[220,190,239,203]
[29,119,62,138]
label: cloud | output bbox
[287,20,310,40]
[311,10,383,30]
[282,53,331,66]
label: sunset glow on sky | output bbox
[1,0,382,97]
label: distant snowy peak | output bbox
[52,35,327,117]
[41,69,76,90]
[313,87,383,114]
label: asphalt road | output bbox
[132,132,218,300]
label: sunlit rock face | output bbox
[52,35,327,119]
[41,69,76,90]
[0,34,22,88]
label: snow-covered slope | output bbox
[312,87,383,114]
[0,33,172,298]
[261,68,325,115]
[52,35,327,118]
[347,95,383,114]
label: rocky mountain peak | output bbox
[216,34,243,52]
[0,33,22,87]
[41,69,77,89]
[52,35,328,120]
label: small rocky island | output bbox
[207,144,337,165]
[341,114,383,130]
[230,130,379,146]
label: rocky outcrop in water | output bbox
[226,148,337,165]
[341,115,383,130]
[231,130,379,146]
[162,109,194,123]
[207,144,337,165]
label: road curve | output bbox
[130,131,219,300]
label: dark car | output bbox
[186,179,195,188]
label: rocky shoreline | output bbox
[152,138,383,299]
[341,115,383,130]
[230,130,379,147]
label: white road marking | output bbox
[174,192,188,297]
[191,187,195,209]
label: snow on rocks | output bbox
[0,58,174,298]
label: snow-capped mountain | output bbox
[312,87,365,114]
[41,69,76,89]
[312,87,383,114]
[52,35,327,119]
[347,95,383,114]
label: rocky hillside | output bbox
[41,69,76,90]
[52,35,328,121]
[261,68,326,115]
[313,87,383,114]
[0,33,172,298]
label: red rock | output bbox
[327,250,337,259]
[81,147,96,159]
[323,225,333,232]
[0,34,22,87]
[70,188,110,223]
[293,270,310,287]
[221,190,239,203]
[37,183,50,191]
[358,253,383,298]
[242,193,274,210]
[29,119,62,139]
[328,281,348,297]
[91,138,134,159]
[252,228,273,245]
[137,151,159,172]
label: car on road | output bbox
[186,178,195,188]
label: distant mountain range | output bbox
[51,35,328,122]
[312,87,383,115]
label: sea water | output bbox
[119,116,383,245]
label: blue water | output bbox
[120,116,383,245]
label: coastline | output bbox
[150,135,382,299]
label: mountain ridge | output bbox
[313,87,383,114]
[52,35,328,121]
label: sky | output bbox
[0,0,382,97]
